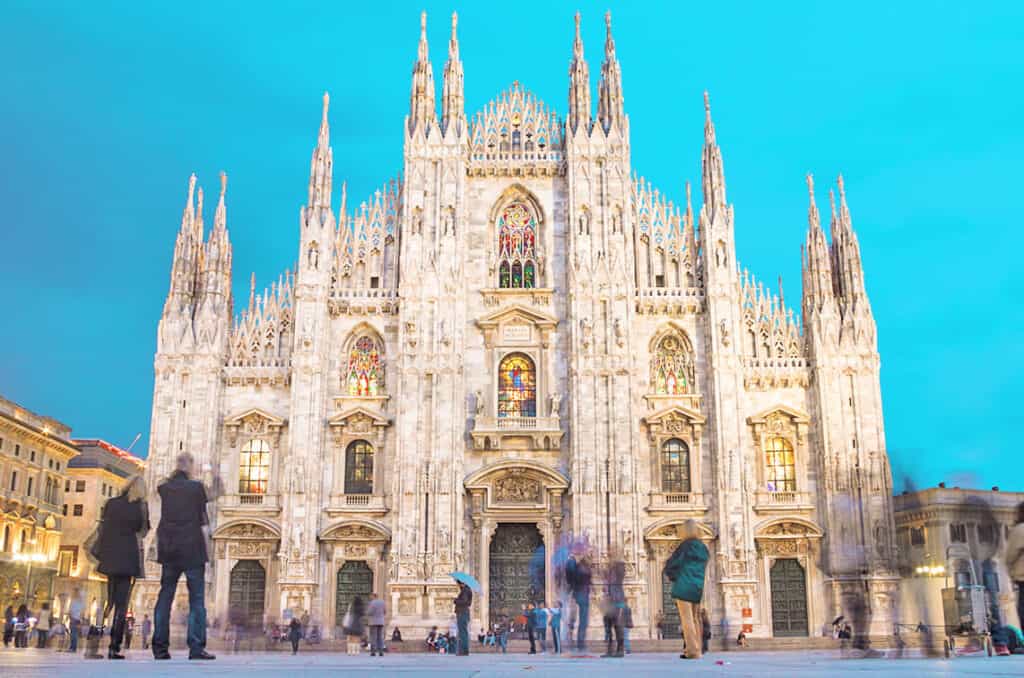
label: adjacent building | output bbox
[52,439,145,619]
[894,485,1023,629]
[139,11,900,639]
[0,395,78,610]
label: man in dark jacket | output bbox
[454,582,472,656]
[151,453,215,660]
[664,520,709,659]
[565,553,592,651]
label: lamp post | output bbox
[13,551,49,606]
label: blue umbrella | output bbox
[449,571,481,592]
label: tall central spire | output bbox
[441,11,465,137]
[568,12,591,134]
[597,10,624,133]
[308,92,333,209]
[701,92,727,219]
[409,11,437,135]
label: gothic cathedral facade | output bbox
[139,12,900,640]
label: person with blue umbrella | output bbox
[450,572,478,656]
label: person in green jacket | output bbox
[663,520,709,659]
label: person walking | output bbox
[95,475,149,659]
[367,593,386,656]
[124,613,135,650]
[35,603,51,648]
[525,603,537,654]
[664,520,709,660]
[287,617,302,655]
[600,560,626,658]
[566,552,592,651]
[140,614,151,650]
[496,617,509,653]
[550,602,563,654]
[67,589,84,653]
[14,604,30,648]
[3,601,14,647]
[454,582,472,656]
[1004,501,1024,631]
[343,596,366,655]
[151,453,215,660]
[534,603,548,653]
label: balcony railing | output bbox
[646,491,708,514]
[219,493,281,514]
[753,490,813,512]
[326,494,387,516]
[474,416,561,431]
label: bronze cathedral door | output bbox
[489,523,544,624]
[769,558,808,637]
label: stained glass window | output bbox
[346,336,383,396]
[651,333,694,395]
[764,437,796,492]
[239,439,271,494]
[661,439,691,493]
[497,353,536,418]
[497,202,538,289]
[345,440,374,494]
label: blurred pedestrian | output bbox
[152,453,215,660]
[124,613,135,649]
[664,520,709,660]
[454,583,472,656]
[566,552,593,651]
[287,617,302,655]
[550,602,563,654]
[534,603,548,652]
[525,603,537,654]
[14,604,30,648]
[35,603,51,648]
[622,601,633,654]
[700,608,711,653]
[95,475,149,659]
[600,559,625,658]
[1005,501,1024,630]
[367,592,386,656]
[140,614,151,650]
[343,596,366,655]
[67,589,84,652]
[3,601,13,647]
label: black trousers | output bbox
[603,612,624,656]
[527,625,536,653]
[107,575,134,652]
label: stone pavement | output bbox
[0,648,1021,677]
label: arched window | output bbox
[651,332,694,395]
[1,525,9,552]
[346,335,384,396]
[661,439,691,493]
[497,353,536,418]
[497,202,538,289]
[345,440,374,495]
[764,437,796,492]
[19,529,28,553]
[239,439,271,495]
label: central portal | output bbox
[488,523,544,623]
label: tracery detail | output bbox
[497,353,536,418]
[346,336,384,396]
[651,332,695,395]
[497,203,538,289]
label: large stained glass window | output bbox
[346,336,383,396]
[239,439,271,494]
[345,440,374,494]
[651,333,694,395]
[661,438,691,493]
[497,353,536,418]
[497,203,538,289]
[764,436,796,492]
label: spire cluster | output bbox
[409,11,438,135]
[568,11,592,134]
[597,10,625,133]
[441,11,465,136]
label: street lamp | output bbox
[13,551,49,606]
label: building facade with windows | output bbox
[0,395,77,611]
[140,11,899,639]
[52,439,145,619]
[894,486,1023,629]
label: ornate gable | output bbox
[476,304,558,348]
[224,408,285,447]
[328,407,390,445]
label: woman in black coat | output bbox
[94,476,149,659]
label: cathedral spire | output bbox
[701,91,727,219]
[830,174,870,313]
[597,10,624,133]
[200,172,232,303]
[307,92,333,210]
[568,11,591,134]
[408,11,437,135]
[164,173,201,315]
[802,173,835,312]
[441,11,465,137]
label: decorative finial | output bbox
[322,91,330,117]
[575,11,581,39]
[605,10,612,30]
[420,10,427,35]
[806,173,814,201]
[219,171,227,198]
[837,173,846,202]
[187,173,197,205]
[828,188,837,218]
[703,90,711,113]
[451,10,457,33]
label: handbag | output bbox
[83,521,104,563]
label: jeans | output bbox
[456,610,470,655]
[551,626,561,653]
[527,625,536,653]
[69,620,80,651]
[498,631,508,653]
[369,625,384,654]
[603,611,624,656]
[537,626,547,651]
[107,574,134,652]
[574,593,589,650]
[36,629,48,648]
[152,563,207,655]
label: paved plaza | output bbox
[0,649,1021,677]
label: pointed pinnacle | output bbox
[605,9,612,30]
[187,173,197,206]
[451,10,458,34]
[219,171,227,199]
[322,91,330,123]
[829,188,838,220]
[685,180,692,209]
[704,90,711,114]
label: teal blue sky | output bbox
[1,2,1020,491]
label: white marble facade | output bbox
[138,11,900,640]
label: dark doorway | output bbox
[661,569,681,639]
[335,560,373,628]
[228,560,266,626]
[489,523,544,624]
[770,558,808,637]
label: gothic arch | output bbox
[648,324,696,395]
[320,518,392,543]
[753,517,824,539]
[643,518,718,543]
[342,323,387,397]
[212,519,282,540]
[464,457,569,491]
[488,184,546,228]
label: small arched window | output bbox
[346,335,384,396]
[345,440,374,495]
[239,439,271,495]
[1,525,9,552]
[661,439,691,493]
[19,529,28,553]
[497,202,538,289]
[764,437,796,492]
[651,332,695,395]
[497,353,537,418]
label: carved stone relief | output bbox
[493,474,542,504]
